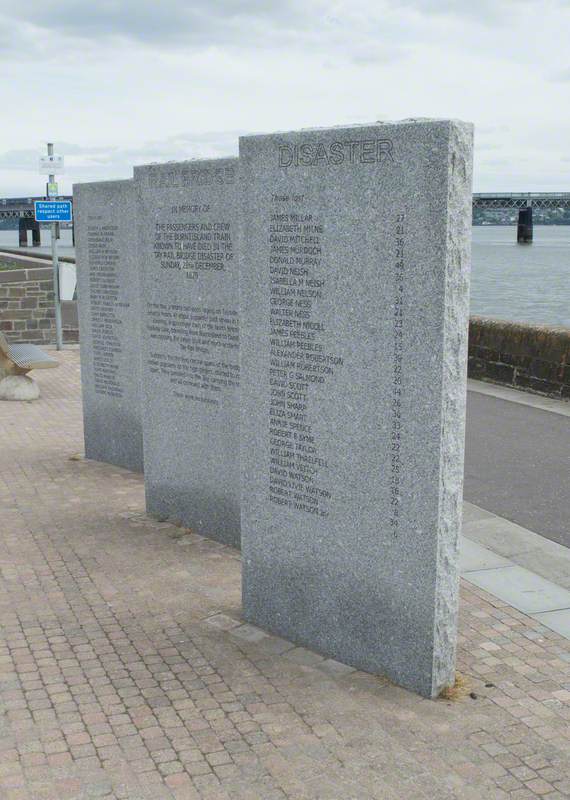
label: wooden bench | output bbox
[0,332,59,378]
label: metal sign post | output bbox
[47,143,63,350]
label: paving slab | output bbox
[463,516,545,557]
[465,564,570,614]
[462,501,497,525]
[464,505,570,591]
[229,623,268,643]
[532,609,570,639]
[460,538,511,572]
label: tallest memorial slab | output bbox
[239,120,474,698]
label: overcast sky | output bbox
[1,0,569,196]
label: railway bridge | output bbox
[473,192,570,242]
[0,196,74,246]
[2,192,570,248]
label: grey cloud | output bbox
[0,0,404,67]
[0,26,15,53]
[476,142,501,152]
[0,17,47,56]
[0,148,40,170]
[480,157,517,167]
[7,0,313,46]
[0,144,118,169]
[399,0,535,21]
[343,42,404,65]
[43,143,119,157]
[477,125,510,134]
[0,131,241,185]
[550,66,570,82]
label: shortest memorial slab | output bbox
[134,158,240,548]
[74,179,143,472]
[239,120,474,697]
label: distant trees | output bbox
[473,208,570,225]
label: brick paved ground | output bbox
[0,349,569,800]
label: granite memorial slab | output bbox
[134,158,240,547]
[74,179,143,472]
[239,120,474,697]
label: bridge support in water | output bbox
[517,207,533,244]
[18,218,41,247]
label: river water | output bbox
[471,226,570,327]
[2,225,569,327]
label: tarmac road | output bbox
[465,388,570,549]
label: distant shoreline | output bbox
[473,222,570,227]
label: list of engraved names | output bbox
[87,219,127,398]
[267,193,342,517]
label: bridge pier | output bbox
[18,218,41,247]
[517,206,533,244]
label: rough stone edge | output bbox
[133,156,239,183]
[241,117,470,140]
[431,120,474,697]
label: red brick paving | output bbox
[0,348,568,799]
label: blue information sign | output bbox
[34,200,73,222]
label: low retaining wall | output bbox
[469,316,570,398]
[0,266,78,345]
[1,271,568,400]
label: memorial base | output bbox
[0,375,40,401]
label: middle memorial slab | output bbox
[134,158,240,547]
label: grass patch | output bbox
[439,673,470,701]
[0,259,28,271]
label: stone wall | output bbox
[0,266,78,345]
[469,316,570,398]
[2,265,568,401]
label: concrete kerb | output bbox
[468,377,570,417]
[462,500,570,642]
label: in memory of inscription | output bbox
[153,207,234,280]
[142,198,240,408]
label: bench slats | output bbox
[6,343,59,371]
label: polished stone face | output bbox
[134,158,240,548]
[238,120,474,698]
[74,179,144,473]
